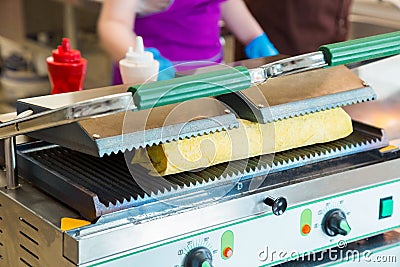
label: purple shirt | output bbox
[136,0,225,63]
[113,0,226,84]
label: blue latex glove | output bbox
[244,33,279,59]
[145,47,175,80]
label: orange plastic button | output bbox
[223,247,233,258]
[302,224,311,235]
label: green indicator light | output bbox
[380,197,394,219]
[300,209,312,236]
[201,261,212,267]
[340,220,351,235]
[221,230,234,260]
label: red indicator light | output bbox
[302,224,311,235]
[223,247,233,258]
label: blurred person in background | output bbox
[98,0,279,84]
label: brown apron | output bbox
[235,0,352,59]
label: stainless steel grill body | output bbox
[0,151,399,266]
[0,54,398,267]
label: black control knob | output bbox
[184,247,213,267]
[322,208,351,236]
[264,196,287,216]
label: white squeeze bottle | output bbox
[119,36,159,84]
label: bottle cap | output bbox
[125,36,154,64]
[52,38,81,63]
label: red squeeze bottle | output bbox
[47,38,87,94]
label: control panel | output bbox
[88,180,400,267]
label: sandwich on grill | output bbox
[134,107,352,175]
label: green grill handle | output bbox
[318,31,400,66]
[128,66,251,110]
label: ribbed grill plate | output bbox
[17,122,388,221]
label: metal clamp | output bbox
[249,52,327,84]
